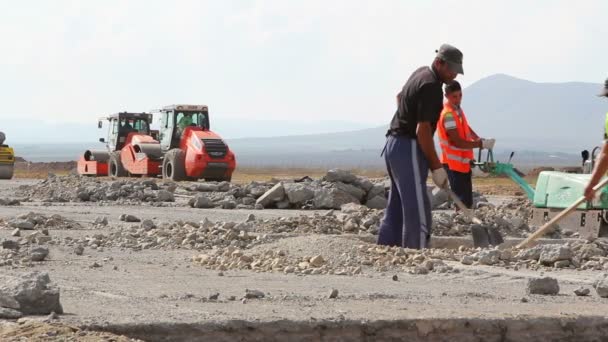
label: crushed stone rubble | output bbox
[59,218,272,252]
[16,169,391,210]
[0,212,82,231]
[192,243,462,276]
[16,174,177,205]
[432,197,545,238]
[189,237,608,275]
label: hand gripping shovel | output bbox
[516,177,608,249]
[444,187,504,248]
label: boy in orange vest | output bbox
[437,81,495,208]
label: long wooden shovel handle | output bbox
[445,187,483,225]
[516,177,608,249]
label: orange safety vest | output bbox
[437,103,474,173]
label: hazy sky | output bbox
[1,0,606,127]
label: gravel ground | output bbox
[1,178,608,341]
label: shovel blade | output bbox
[471,225,490,248]
[487,227,504,246]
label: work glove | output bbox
[431,168,448,189]
[481,138,496,150]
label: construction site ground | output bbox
[2,179,608,341]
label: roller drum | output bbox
[83,150,110,162]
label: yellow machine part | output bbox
[0,146,15,179]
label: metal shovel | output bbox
[444,187,504,248]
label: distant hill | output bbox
[463,74,606,152]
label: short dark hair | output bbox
[444,81,461,95]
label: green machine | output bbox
[474,149,608,239]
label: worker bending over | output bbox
[584,78,608,200]
[377,44,463,249]
[437,81,495,208]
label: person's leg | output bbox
[450,170,473,209]
[377,137,403,246]
[391,138,431,249]
[462,171,473,208]
[444,164,457,191]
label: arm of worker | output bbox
[584,142,608,200]
[469,127,480,140]
[443,113,482,149]
[415,85,443,170]
[446,129,481,149]
[416,122,442,170]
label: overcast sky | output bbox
[1,0,606,127]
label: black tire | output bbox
[162,149,186,181]
[109,152,127,177]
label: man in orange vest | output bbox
[437,81,495,208]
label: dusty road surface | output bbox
[2,176,608,341]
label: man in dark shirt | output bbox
[378,44,463,249]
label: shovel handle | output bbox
[445,188,483,225]
[516,177,608,249]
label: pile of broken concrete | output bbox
[1,212,82,231]
[432,199,538,238]
[188,169,389,210]
[16,174,176,204]
[193,241,460,276]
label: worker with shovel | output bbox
[437,80,495,209]
[584,78,608,200]
[377,44,463,249]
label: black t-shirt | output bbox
[389,66,444,137]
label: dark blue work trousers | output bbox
[443,164,473,209]
[377,135,432,249]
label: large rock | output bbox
[515,245,545,261]
[539,245,572,265]
[217,182,231,192]
[283,183,315,204]
[0,272,63,314]
[256,183,285,208]
[366,195,388,209]
[2,239,19,250]
[249,186,270,198]
[313,188,359,209]
[366,184,386,201]
[476,249,501,265]
[577,243,604,259]
[527,277,560,295]
[0,307,22,319]
[325,169,357,184]
[189,195,214,209]
[595,274,608,298]
[30,247,49,262]
[353,176,374,192]
[156,190,175,202]
[334,182,365,202]
[9,220,34,230]
[194,183,219,192]
[430,187,449,209]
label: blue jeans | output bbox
[377,136,432,249]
